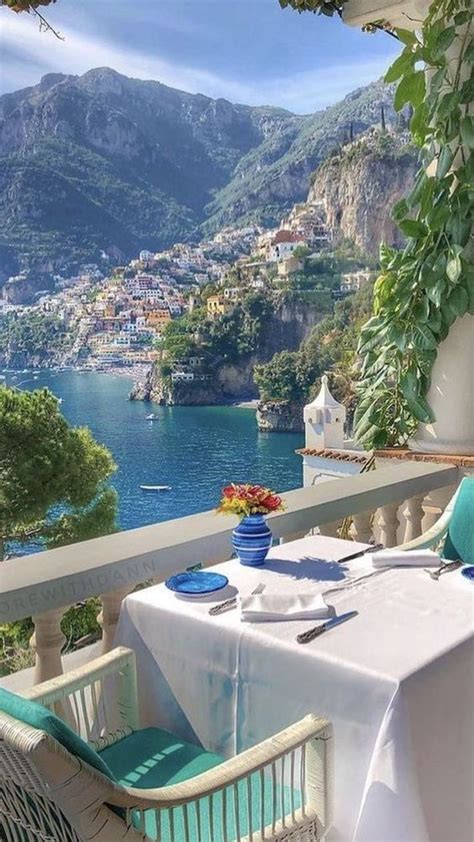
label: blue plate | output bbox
[461,566,474,582]
[165,571,229,597]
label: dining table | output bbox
[115,534,474,842]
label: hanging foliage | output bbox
[354,0,473,448]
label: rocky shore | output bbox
[256,399,304,433]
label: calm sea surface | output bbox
[3,371,304,532]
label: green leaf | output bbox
[400,371,435,423]
[384,51,414,83]
[426,278,447,307]
[358,330,388,355]
[399,218,428,239]
[446,213,471,247]
[392,199,409,222]
[427,306,442,333]
[411,394,436,424]
[446,254,462,284]
[460,116,474,149]
[394,71,425,112]
[406,170,427,208]
[448,285,469,318]
[436,91,461,120]
[354,404,379,438]
[436,146,454,179]
[465,42,474,63]
[414,324,438,350]
[413,297,430,323]
[379,242,397,269]
[433,26,456,59]
[459,78,474,104]
[396,28,417,47]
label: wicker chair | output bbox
[397,476,473,557]
[0,646,333,841]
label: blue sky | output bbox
[0,0,399,112]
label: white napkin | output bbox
[371,549,441,568]
[240,592,330,623]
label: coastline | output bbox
[233,399,259,411]
[1,364,149,382]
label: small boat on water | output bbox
[145,413,159,420]
[140,484,172,492]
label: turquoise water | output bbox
[3,371,304,531]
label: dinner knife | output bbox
[337,544,383,564]
[297,610,358,644]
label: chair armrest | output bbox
[396,506,452,552]
[23,646,139,741]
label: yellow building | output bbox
[207,295,232,319]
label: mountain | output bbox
[0,68,398,276]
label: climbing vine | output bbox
[354,0,473,448]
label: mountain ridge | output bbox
[0,68,398,277]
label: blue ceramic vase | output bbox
[232,513,273,567]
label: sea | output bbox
[2,370,304,532]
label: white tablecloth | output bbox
[115,536,474,842]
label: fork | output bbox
[209,582,265,615]
[425,560,462,580]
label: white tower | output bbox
[303,375,346,450]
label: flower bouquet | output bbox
[217,483,284,567]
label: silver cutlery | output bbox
[425,560,462,581]
[337,543,383,564]
[209,582,265,615]
[297,610,358,644]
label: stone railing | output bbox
[0,461,458,685]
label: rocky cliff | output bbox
[309,130,418,257]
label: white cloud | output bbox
[0,13,392,112]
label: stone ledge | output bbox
[375,448,474,467]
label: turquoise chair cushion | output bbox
[100,727,301,842]
[443,478,474,563]
[0,687,115,781]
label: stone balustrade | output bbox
[0,461,459,687]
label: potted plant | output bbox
[217,483,284,566]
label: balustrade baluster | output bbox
[30,608,67,684]
[403,495,425,543]
[99,586,132,654]
[30,608,75,725]
[377,503,400,548]
[319,521,340,539]
[349,512,373,544]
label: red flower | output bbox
[261,494,282,511]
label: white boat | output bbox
[145,413,159,420]
[140,484,172,492]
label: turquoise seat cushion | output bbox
[443,478,474,563]
[100,727,301,842]
[100,726,223,789]
[0,687,115,781]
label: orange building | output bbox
[146,309,172,329]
